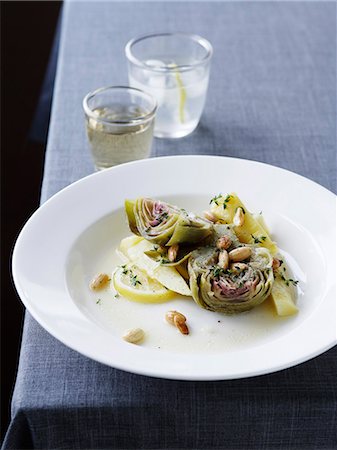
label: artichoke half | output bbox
[188,245,274,315]
[125,198,212,247]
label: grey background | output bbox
[4,1,336,449]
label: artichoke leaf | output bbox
[125,197,212,246]
[124,199,138,235]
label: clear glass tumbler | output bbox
[125,33,213,138]
[83,86,157,170]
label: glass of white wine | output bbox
[83,86,157,170]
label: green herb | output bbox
[210,194,222,205]
[130,273,142,286]
[212,266,224,278]
[212,266,231,278]
[114,293,119,299]
[280,274,299,287]
[96,298,102,305]
[223,194,232,209]
[160,257,170,265]
[120,264,128,275]
[251,234,267,244]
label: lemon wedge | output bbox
[118,236,191,296]
[113,263,174,304]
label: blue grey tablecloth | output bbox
[3,1,336,449]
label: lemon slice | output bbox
[175,70,186,123]
[113,263,174,303]
[168,63,187,123]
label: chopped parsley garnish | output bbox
[121,266,142,287]
[96,298,102,305]
[212,266,231,278]
[280,274,299,287]
[222,194,232,209]
[160,257,170,265]
[130,273,142,286]
[210,194,222,205]
[251,234,267,244]
[120,264,128,275]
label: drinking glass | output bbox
[83,86,157,170]
[125,33,213,138]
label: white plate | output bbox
[12,156,336,380]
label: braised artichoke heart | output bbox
[188,243,274,315]
[125,198,212,246]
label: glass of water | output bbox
[83,86,156,170]
[125,33,213,138]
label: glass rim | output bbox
[125,32,213,73]
[82,85,157,125]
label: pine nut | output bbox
[90,273,110,291]
[216,236,232,250]
[165,310,189,335]
[230,263,248,273]
[228,247,252,262]
[165,310,186,326]
[173,315,189,335]
[218,250,229,270]
[203,211,217,223]
[123,328,145,344]
[272,258,281,271]
[168,244,179,262]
